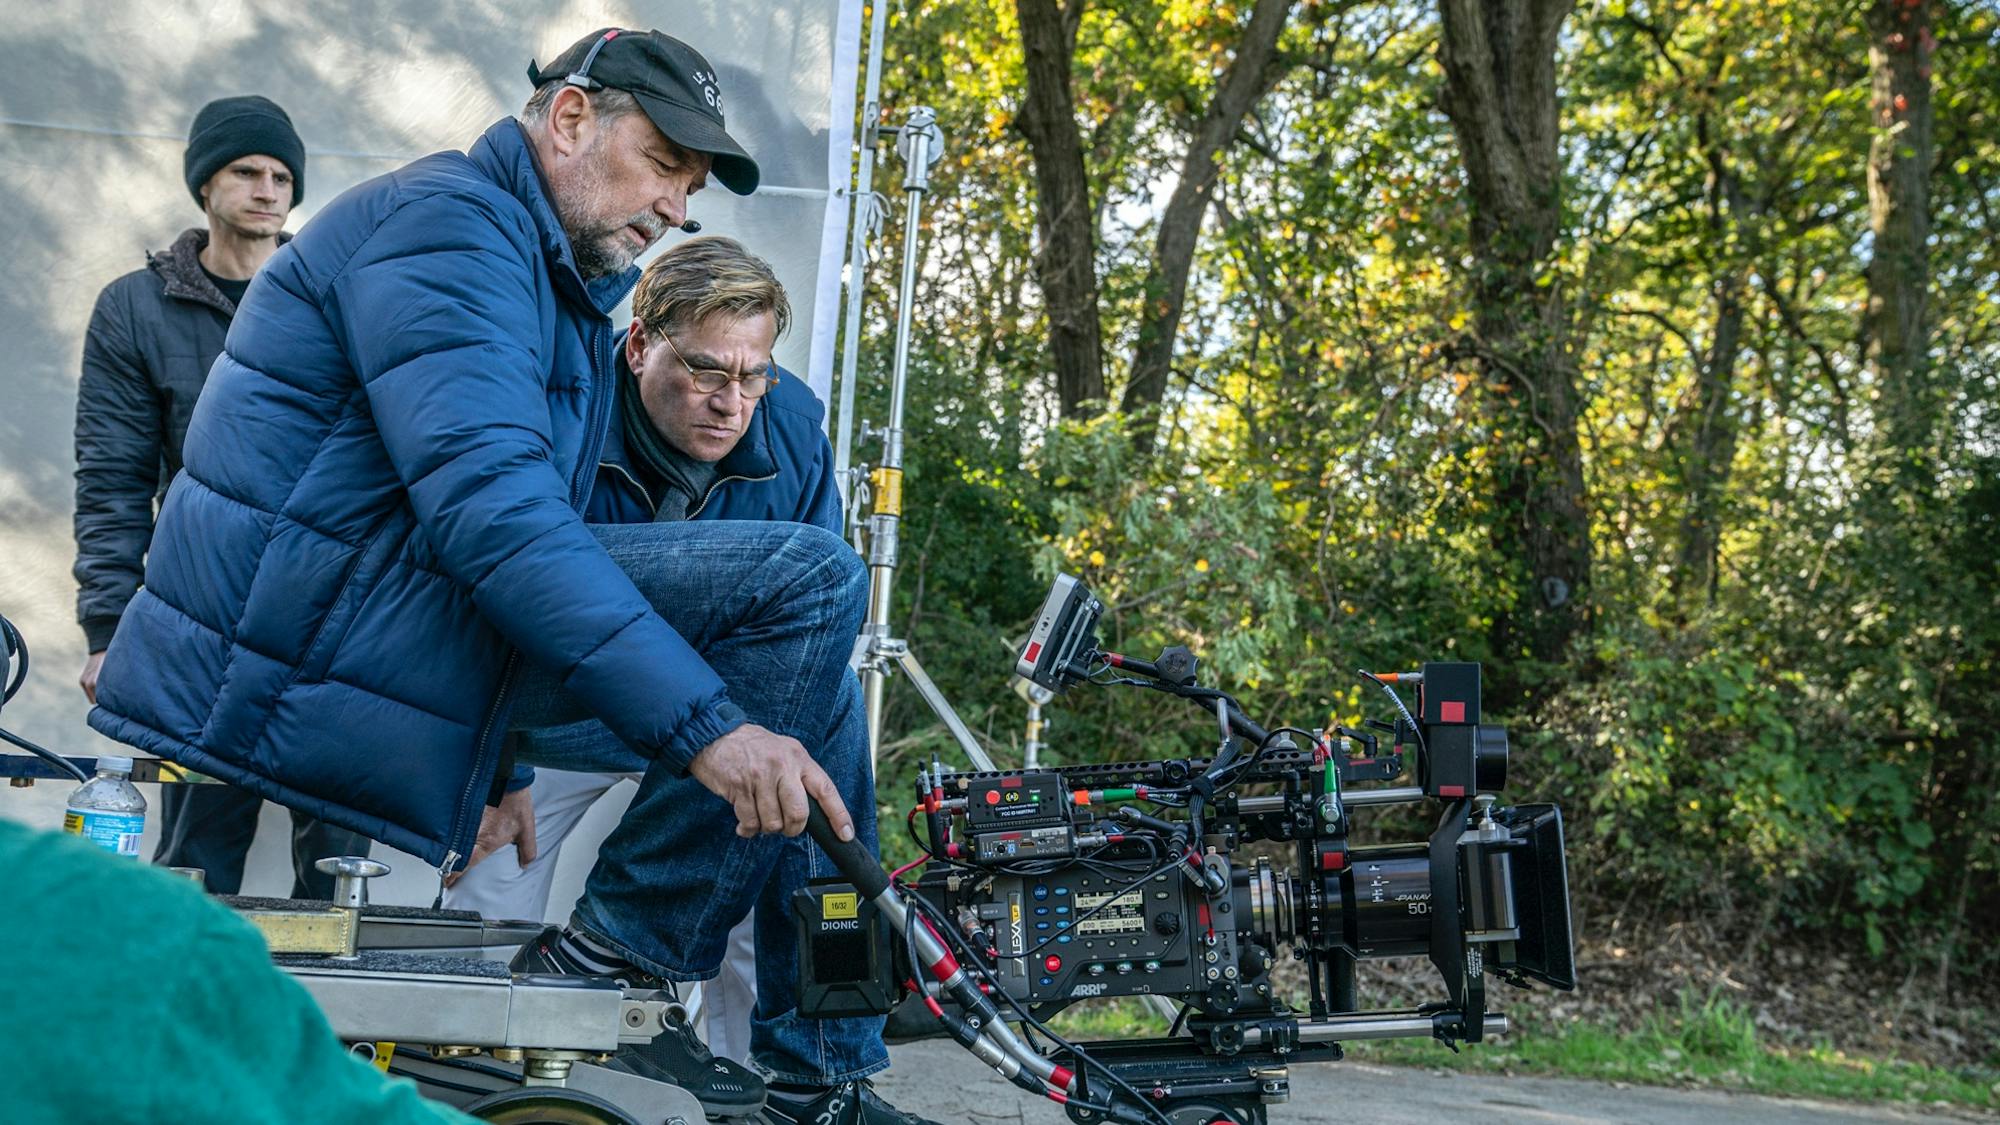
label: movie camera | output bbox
[796,575,1577,1124]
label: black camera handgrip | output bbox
[805,801,891,900]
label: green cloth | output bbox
[618,353,720,521]
[0,818,477,1125]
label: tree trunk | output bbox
[1672,93,1759,606]
[1862,0,1935,479]
[1120,0,1297,443]
[1673,267,1747,603]
[1435,0,1587,701]
[1015,0,1107,417]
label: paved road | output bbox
[875,1040,1978,1124]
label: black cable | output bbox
[902,895,925,1002]
[0,614,91,784]
[1209,725,1319,792]
[1359,670,1427,754]
[995,835,1158,880]
[386,1065,493,1098]
[1001,854,1182,962]
[0,727,90,785]
[2,612,28,704]
[898,898,1140,1121]
[923,902,1170,1125]
[903,889,1174,1125]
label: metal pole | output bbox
[831,0,893,498]
[1236,1012,1509,1046]
[891,644,996,771]
[1010,675,1053,771]
[859,108,941,761]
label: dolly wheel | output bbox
[462,1087,642,1125]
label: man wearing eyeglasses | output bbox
[603,236,821,524]
[444,236,840,1102]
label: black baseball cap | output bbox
[529,28,759,195]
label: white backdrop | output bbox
[0,1,862,909]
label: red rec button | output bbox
[1044,955,1062,973]
[985,790,1001,805]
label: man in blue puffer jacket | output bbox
[90,27,932,1125]
[445,235,841,1079]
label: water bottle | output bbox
[63,755,147,858]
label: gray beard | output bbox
[551,139,661,279]
[568,224,635,279]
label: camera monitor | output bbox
[1013,574,1102,692]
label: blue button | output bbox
[1057,935,1072,944]
[1036,921,1050,931]
[1057,920,1069,929]
[1039,976,1055,986]
[1034,906,1050,916]
[1054,887,1070,896]
[1055,906,1070,915]
[1033,885,1049,901]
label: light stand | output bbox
[830,0,890,493]
[850,108,996,773]
[1011,675,1053,769]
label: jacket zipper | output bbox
[602,460,776,521]
[603,460,658,516]
[686,469,776,520]
[448,646,519,878]
[574,323,616,506]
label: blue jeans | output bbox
[507,520,885,1085]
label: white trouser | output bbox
[441,768,757,1062]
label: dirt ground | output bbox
[1343,918,1999,1070]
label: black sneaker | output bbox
[761,1080,943,1125]
[510,926,766,1119]
[509,924,670,988]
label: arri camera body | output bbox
[795,575,1575,1125]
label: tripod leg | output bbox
[862,657,889,772]
[892,648,997,771]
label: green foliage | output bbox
[1347,990,2000,1110]
[845,0,2000,976]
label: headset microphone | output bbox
[680,219,702,234]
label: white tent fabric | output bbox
[0,2,863,904]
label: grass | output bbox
[1035,993,2000,1112]
[1349,991,2000,1112]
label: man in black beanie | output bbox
[72,93,369,899]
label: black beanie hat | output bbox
[183,95,306,209]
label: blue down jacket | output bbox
[90,120,749,870]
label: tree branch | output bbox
[1120,0,1299,429]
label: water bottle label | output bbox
[63,810,145,857]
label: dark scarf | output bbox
[618,357,720,522]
